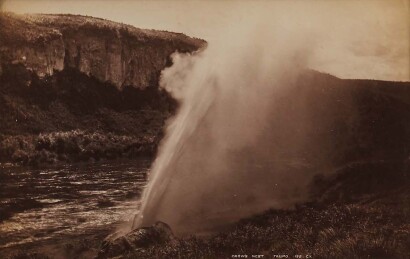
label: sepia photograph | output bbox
[0,0,409,258]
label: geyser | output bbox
[132,20,323,234]
[131,0,409,234]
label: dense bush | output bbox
[0,130,158,165]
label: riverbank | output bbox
[7,187,409,259]
[4,159,408,259]
[0,129,159,166]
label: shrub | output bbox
[0,130,157,165]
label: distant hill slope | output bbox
[289,70,410,167]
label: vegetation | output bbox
[127,198,409,259]
[0,12,205,51]
[0,66,174,166]
[108,161,410,259]
[0,130,158,165]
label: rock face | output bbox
[98,221,174,258]
[0,12,205,89]
[0,12,204,165]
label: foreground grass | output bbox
[120,190,409,259]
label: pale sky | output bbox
[1,0,409,81]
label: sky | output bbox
[1,0,409,81]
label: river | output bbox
[0,159,150,256]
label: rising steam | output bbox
[132,19,326,234]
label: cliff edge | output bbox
[0,12,206,89]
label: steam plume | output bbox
[133,19,323,234]
[131,1,408,234]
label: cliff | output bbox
[0,12,205,165]
[0,12,205,89]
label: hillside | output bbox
[2,13,408,168]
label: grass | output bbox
[120,194,409,259]
[98,159,409,259]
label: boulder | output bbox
[97,221,173,258]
